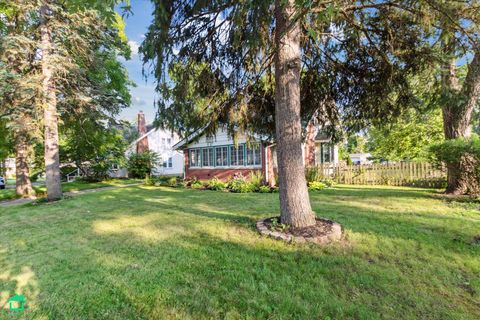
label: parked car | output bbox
[0,176,5,189]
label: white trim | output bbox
[128,129,155,150]
[188,165,262,170]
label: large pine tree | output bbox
[141,0,439,227]
[1,0,132,200]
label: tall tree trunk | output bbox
[441,46,480,194]
[274,0,315,228]
[41,2,62,200]
[14,131,34,198]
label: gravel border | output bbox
[256,217,342,244]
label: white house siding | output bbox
[144,130,184,176]
[187,128,250,148]
[113,128,184,178]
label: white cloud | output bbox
[128,40,140,56]
[133,96,147,106]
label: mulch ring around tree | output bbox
[256,217,342,245]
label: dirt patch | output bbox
[256,217,342,244]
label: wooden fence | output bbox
[306,162,447,188]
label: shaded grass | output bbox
[0,179,142,202]
[0,185,479,319]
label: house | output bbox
[111,112,184,177]
[349,153,373,165]
[8,294,26,312]
[0,158,16,178]
[173,125,338,185]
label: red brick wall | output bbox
[304,121,316,166]
[183,144,269,181]
[136,112,149,153]
[186,168,262,181]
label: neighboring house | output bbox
[111,112,184,177]
[349,153,373,165]
[173,126,338,186]
[0,158,16,178]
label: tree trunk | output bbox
[41,2,62,201]
[274,0,316,228]
[14,131,34,198]
[441,48,480,194]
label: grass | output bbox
[0,185,479,319]
[0,179,141,202]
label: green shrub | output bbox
[305,166,325,183]
[207,178,226,191]
[249,171,264,191]
[127,151,160,179]
[183,177,198,188]
[167,177,178,187]
[308,181,326,191]
[144,175,155,186]
[322,178,335,188]
[258,185,271,193]
[30,171,44,183]
[227,174,254,193]
[429,136,480,194]
[270,217,290,232]
[429,136,480,164]
[191,181,204,189]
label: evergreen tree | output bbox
[0,1,40,197]
[141,0,441,227]
[1,0,132,199]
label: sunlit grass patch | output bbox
[0,185,479,319]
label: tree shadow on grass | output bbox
[1,185,479,319]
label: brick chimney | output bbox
[136,111,149,153]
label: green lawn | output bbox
[0,179,141,202]
[0,185,479,319]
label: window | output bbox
[162,138,166,145]
[167,138,171,146]
[189,143,260,168]
[168,157,173,168]
[189,149,201,167]
[202,148,214,167]
[246,144,261,166]
[215,146,228,166]
[320,143,333,163]
[253,144,261,165]
[229,145,245,166]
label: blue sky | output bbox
[116,1,156,124]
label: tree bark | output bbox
[441,46,480,194]
[14,131,34,198]
[274,0,316,228]
[41,2,62,201]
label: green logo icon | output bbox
[7,294,26,312]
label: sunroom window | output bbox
[215,146,229,166]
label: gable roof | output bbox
[172,125,276,150]
[172,127,207,150]
[127,126,177,152]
